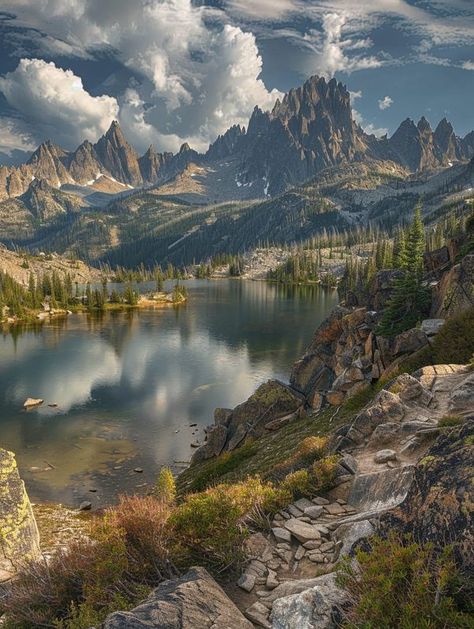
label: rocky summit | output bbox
[1,75,473,204]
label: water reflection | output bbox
[0,280,338,506]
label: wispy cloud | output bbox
[378,95,393,110]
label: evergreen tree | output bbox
[377,208,430,337]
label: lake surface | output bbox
[0,280,338,507]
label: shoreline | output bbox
[1,293,187,327]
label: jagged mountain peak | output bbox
[417,116,432,132]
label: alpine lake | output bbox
[0,279,338,507]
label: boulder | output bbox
[431,254,474,317]
[272,527,292,543]
[191,424,227,463]
[23,398,43,408]
[369,422,400,447]
[334,520,375,558]
[326,390,345,406]
[225,380,304,449]
[304,505,324,519]
[346,390,405,443]
[448,372,474,414]
[374,449,397,464]
[245,602,271,628]
[284,518,321,543]
[388,374,433,407]
[103,567,253,628]
[237,573,256,592]
[420,319,445,336]
[214,408,232,426]
[0,449,41,580]
[392,328,429,357]
[270,573,346,629]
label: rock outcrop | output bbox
[431,254,474,317]
[192,379,305,461]
[0,448,41,580]
[103,566,252,628]
[380,418,473,571]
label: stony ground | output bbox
[232,365,473,627]
[0,244,103,286]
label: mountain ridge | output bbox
[1,75,473,203]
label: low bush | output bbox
[270,435,329,480]
[185,440,259,492]
[281,455,339,498]
[1,524,134,628]
[432,307,474,365]
[338,535,473,628]
[155,466,176,505]
[170,477,290,572]
[105,495,175,583]
[438,414,464,428]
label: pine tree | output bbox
[377,208,430,337]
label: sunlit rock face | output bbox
[0,448,41,579]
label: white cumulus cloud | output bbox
[378,95,393,110]
[0,0,282,154]
[0,58,119,149]
[301,12,382,78]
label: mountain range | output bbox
[0,74,473,268]
[1,75,473,203]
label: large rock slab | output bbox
[225,380,305,450]
[284,518,321,543]
[271,573,346,629]
[0,448,41,580]
[191,424,227,463]
[431,254,474,317]
[448,372,474,415]
[103,566,253,628]
[392,328,429,357]
[381,419,474,571]
[348,466,415,513]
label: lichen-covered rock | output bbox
[0,448,41,579]
[380,419,474,570]
[103,566,253,628]
[392,328,429,357]
[191,424,227,463]
[431,254,474,317]
[225,379,305,450]
[270,573,346,629]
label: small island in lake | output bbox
[0,269,187,326]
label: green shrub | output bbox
[337,535,473,628]
[432,307,474,364]
[186,440,258,492]
[170,477,290,572]
[281,455,339,498]
[438,414,464,428]
[1,523,132,628]
[155,466,176,505]
[271,436,329,479]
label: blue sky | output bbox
[0,1,473,163]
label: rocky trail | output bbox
[234,364,473,627]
